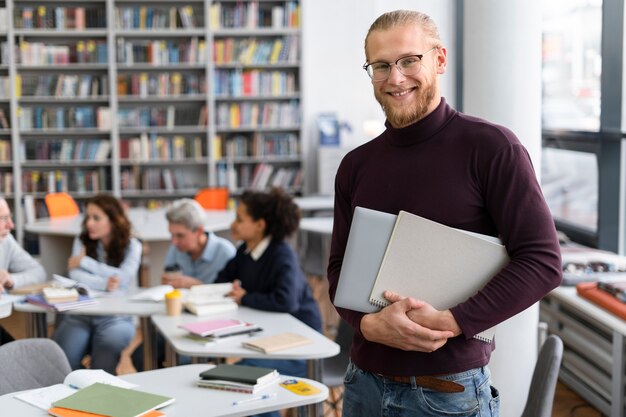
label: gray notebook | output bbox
[334,207,397,313]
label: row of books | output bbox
[21,168,110,193]
[120,134,205,161]
[216,101,300,128]
[117,72,205,97]
[216,133,299,159]
[14,6,106,30]
[21,139,111,162]
[0,76,10,99]
[0,172,12,194]
[217,162,302,191]
[19,74,109,98]
[117,37,206,65]
[209,1,300,29]
[213,36,299,65]
[0,140,10,162]
[17,40,108,65]
[213,69,297,97]
[120,167,194,192]
[118,106,202,129]
[19,106,111,130]
[116,5,200,30]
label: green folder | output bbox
[52,382,174,417]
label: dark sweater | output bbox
[216,239,322,332]
[328,98,562,376]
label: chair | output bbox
[44,192,80,218]
[194,187,229,210]
[520,334,564,417]
[0,338,72,395]
[320,319,354,417]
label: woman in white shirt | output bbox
[53,194,142,374]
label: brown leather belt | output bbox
[380,374,465,393]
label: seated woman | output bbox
[53,194,142,374]
[215,188,322,417]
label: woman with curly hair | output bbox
[215,188,321,417]
[53,194,142,374]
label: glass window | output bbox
[542,0,602,131]
[541,148,598,231]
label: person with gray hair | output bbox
[0,196,46,344]
[161,198,236,288]
[0,196,46,291]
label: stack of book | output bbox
[197,364,280,393]
[183,283,238,316]
[179,318,262,345]
[26,286,97,312]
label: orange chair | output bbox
[44,192,80,218]
[194,187,229,210]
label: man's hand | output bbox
[0,270,14,290]
[161,273,202,289]
[107,276,120,292]
[360,294,455,352]
[227,280,246,304]
[385,290,462,336]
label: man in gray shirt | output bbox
[0,196,46,343]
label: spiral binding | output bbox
[369,298,389,308]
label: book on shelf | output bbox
[51,382,174,417]
[14,369,138,411]
[242,332,312,353]
[197,364,280,394]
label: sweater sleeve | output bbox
[69,237,142,291]
[4,236,46,287]
[240,245,302,313]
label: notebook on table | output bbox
[369,210,510,343]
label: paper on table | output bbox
[13,369,138,411]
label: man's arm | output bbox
[2,235,46,289]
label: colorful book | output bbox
[242,332,312,353]
[179,318,246,337]
[52,383,174,417]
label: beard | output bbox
[375,77,437,128]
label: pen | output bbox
[232,392,277,406]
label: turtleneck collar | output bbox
[383,97,458,147]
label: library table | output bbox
[0,364,328,417]
[0,294,23,319]
[13,289,166,372]
[25,207,235,286]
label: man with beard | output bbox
[327,10,562,416]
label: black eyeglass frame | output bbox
[362,47,438,81]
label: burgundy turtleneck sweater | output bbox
[328,98,562,376]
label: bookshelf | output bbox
[0,0,303,243]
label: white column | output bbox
[463,2,543,417]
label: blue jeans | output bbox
[237,357,308,417]
[342,361,500,417]
[53,315,135,375]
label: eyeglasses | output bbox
[0,215,12,223]
[363,48,437,81]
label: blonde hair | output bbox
[364,10,442,53]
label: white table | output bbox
[0,364,328,417]
[294,196,334,213]
[25,208,235,286]
[0,294,23,319]
[299,217,333,235]
[13,290,167,371]
[151,308,339,375]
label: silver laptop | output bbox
[334,207,397,313]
